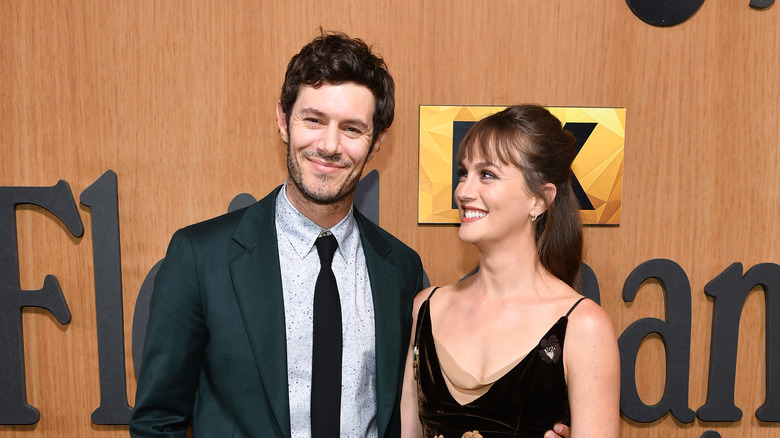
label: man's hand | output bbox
[544,423,570,438]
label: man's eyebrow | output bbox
[298,107,327,118]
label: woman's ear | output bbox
[537,183,557,212]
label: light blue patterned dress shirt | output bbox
[275,184,377,438]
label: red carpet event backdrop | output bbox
[2,1,778,437]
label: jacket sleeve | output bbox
[130,228,206,437]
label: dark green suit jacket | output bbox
[130,186,424,437]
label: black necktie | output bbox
[311,234,341,437]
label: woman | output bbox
[401,105,620,438]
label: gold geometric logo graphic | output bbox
[418,105,625,225]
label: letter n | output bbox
[618,259,696,423]
[0,181,83,424]
[697,262,780,422]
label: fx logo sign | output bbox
[417,106,625,225]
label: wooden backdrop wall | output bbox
[2,1,778,436]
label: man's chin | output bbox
[295,182,355,206]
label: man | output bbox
[131,31,423,437]
[130,30,572,438]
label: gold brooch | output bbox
[413,346,420,379]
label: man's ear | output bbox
[366,130,388,162]
[537,183,557,212]
[275,102,289,144]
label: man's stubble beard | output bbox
[285,143,362,206]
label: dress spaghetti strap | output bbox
[565,296,587,318]
[414,287,440,352]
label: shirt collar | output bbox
[275,183,359,259]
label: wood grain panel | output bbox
[1,0,778,436]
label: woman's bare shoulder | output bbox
[565,297,617,346]
[413,281,466,316]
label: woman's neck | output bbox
[472,234,552,299]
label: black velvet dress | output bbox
[414,288,584,438]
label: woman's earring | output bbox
[531,212,538,222]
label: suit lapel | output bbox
[357,214,403,438]
[230,187,292,438]
[225,193,405,438]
